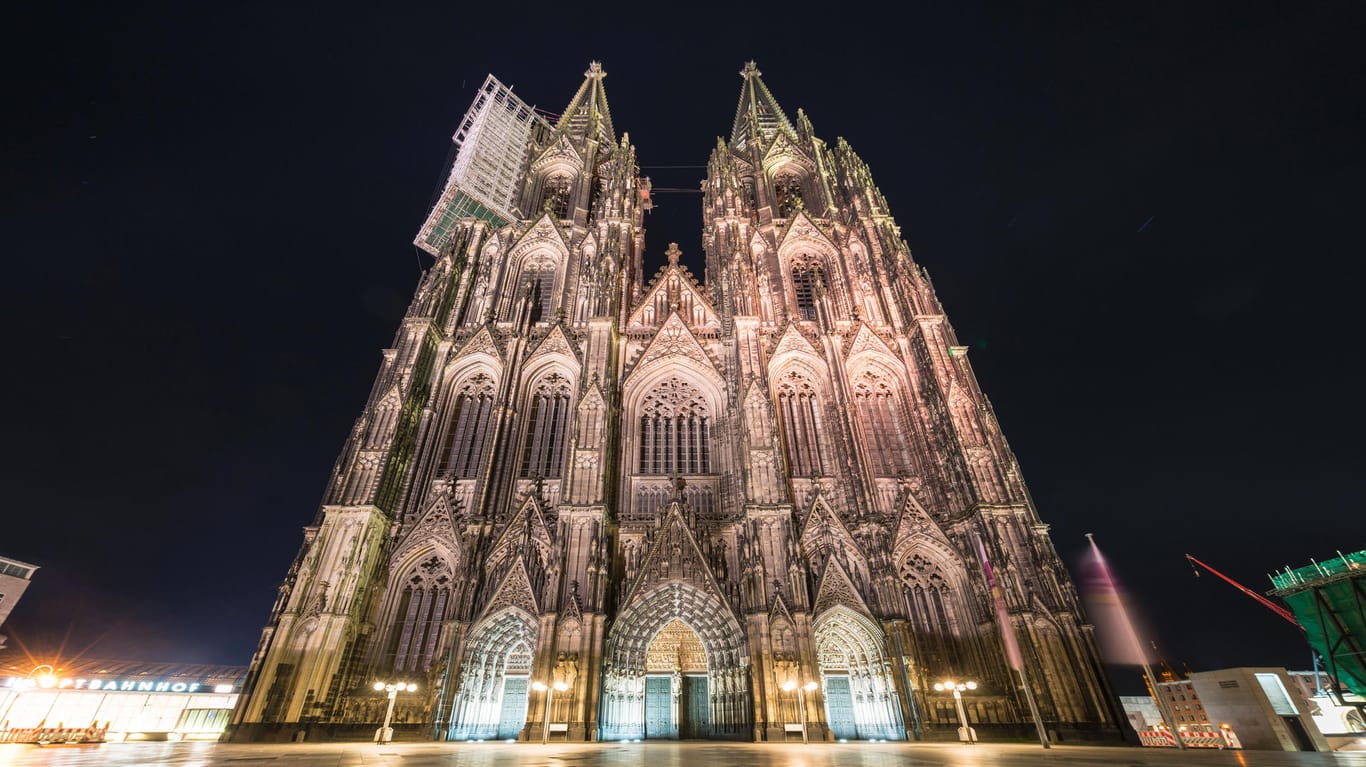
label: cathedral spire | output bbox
[553,61,616,145]
[731,61,796,151]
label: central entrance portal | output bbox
[600,582,752,741]
[643,619,706,739]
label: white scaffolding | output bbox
[415,75,550,254]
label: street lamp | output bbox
[782,679,820,743]
[372,681,417,744]
[933,680,977,744]
[531,680,569,744]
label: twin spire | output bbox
[551,60,793,151]
[552,61,616,146]
[731,61,796,150]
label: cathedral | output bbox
[227,62,1124,743]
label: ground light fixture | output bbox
[372,681,418,744]
[933,680,978,744]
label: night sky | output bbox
[6,3,1364,694]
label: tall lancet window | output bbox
[898,552,965,673]
[542,174,572,219]
[637,377,712,475]
[439,374,497,479]
[520,374,572,479]
[522,264,555,323]
[792,261,824,321]
[777,372,827,476]
[387,554,454,673]
[774,172,804,218]
[854,372,910,477]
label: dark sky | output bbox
[5,2,1364,695]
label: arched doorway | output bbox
[814,607,903,740]
[601,583,750,741]
[641,619,708,738]
[447,608,536,741]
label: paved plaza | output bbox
[1,741,1364,767]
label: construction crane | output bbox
[1185,553,1302,629]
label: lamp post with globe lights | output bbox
[372,681,417,744]
[531,680,568,744]
[934,679,977,744]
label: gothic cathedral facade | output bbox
[227,63,1123,743]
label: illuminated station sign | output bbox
[3,675,234,693]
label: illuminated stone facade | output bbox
[228,63,1123,743]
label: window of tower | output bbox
[542,174,572,219]
[522,265,555,323]
[774,172,804,218]
[637,377,712,475]
[519,374,572,479]
[777,372,826,477]
[899,553,965,672]
[439,374,496,479]
[386,554,454,673]
[854,373,910,477]
[792,262,824,321]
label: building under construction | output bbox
[1270,550,1366,704]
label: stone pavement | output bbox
[1,741,1364,767]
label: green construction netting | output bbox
[423,191,509,252]
[1272,550,1366,698]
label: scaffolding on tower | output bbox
[415,74,552,254]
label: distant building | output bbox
[1185,668,1327,751]
[0,655,245,741]
[0,556,38,651]
[1155,677,1212,727]
[1286,669,1366,735]
[1119,695,1162,730]
[1125,667,1354,750]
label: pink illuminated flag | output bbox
[974,534,1024,670]
[1080,534,1152,666]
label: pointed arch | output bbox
[364,386,403,448]
[601,582,751,740]
[436,370,499,479]
[377,544,460,674]
[894,537,973,677]
[948,387,986,446]
[777,215,849,320]
[802,497,869,588]
[848,363,914,478]
[449,606,538,740]
[500,217,571,322]
[634,376,714,475]
[516,369,575,480]
[812,606,902,740]
[771,364,832,477]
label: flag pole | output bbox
[974,533,1050,748]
